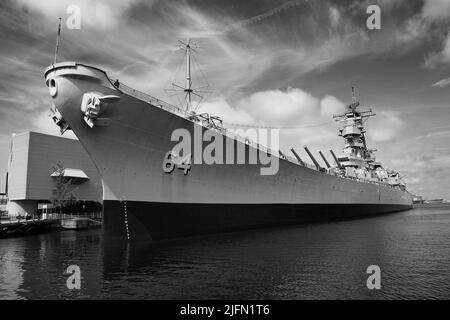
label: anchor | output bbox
[49,104,70,134]
[80,92,120,128]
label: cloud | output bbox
[432,77,450,87]
[394,0,450,68]
[405,176,421,185]
[392,152,450,198]
[240,88,320,125]
[422,0,450,20]
[199,87,345,159]
[15,0,151,30]
[390,0,450,67]
[200,87,324,127]
[224,0,307,32]
[198,98,253,125]
[283,127,337,147]
[367,111,404,142]
[424,33,450,68]
[328,7,340,28]
[394,16,428,46]
[320,95,345,118]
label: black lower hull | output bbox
[103,201,412,241]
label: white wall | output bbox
[7,131,102,203]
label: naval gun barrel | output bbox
[329,149,342,168]
[319,151,331,169]
[304,146,322,171]
[290,148,305,166]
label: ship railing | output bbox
[117,81,230,132]
[116,82,192,118]
[341,175,394,188]
[44,212,103,220]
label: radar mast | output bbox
[165,39,211,112]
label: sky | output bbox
[0,0,449,199]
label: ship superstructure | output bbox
[333,87,405,190]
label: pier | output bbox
[0,218,59,238]
[61,217,102,230]
[0,212,102,238]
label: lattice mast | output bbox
[165,39,212,112]
[185,41,193,111]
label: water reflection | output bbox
[0,230,103,299]
[1,207,449,299]
[0,245,25,299]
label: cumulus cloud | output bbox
[199,87,349,159]
[320,95,345,118]
[367,111,404,142]
[198,98,253,125]
[283,127,337,146]
[201,87,340,128]
[200,87,407,156]
[239,88,320,126]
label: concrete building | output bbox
[6,132,102,217]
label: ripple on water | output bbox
[0,207,449,299]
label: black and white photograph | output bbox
[0,0,450,305]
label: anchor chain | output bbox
[122,200,130,241]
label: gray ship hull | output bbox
[45,62,413,241]
[104,201,410,240]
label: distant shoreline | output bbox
[413,203,450,209]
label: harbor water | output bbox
[0,205,449,300]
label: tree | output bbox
[51,161,77,214]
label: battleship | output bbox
[44,41,413,241]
